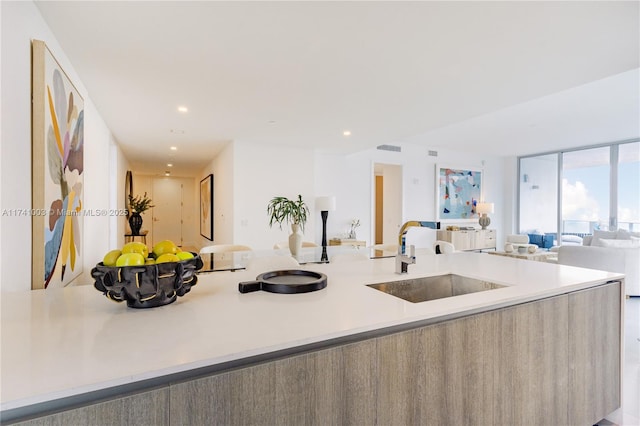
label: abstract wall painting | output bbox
[200,174,214,240]
[436,165,482,221]
[32,40,84,289]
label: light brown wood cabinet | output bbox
[437,229,496,251]
[13,282,621,426]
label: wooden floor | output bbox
[604,297,640,425]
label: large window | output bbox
[562,146,610,234]
[618,143,640,232]
[518,140,639,243]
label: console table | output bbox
[329,238,366,247]
[124,230,148,244]
[436,229,496,252]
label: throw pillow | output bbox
[616,229,631,240]
[562,234,583,244]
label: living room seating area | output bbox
[557,229,640,296]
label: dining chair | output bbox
[200,245,252,263]
[433,240,456,254]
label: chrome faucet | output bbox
[395,221,441,274]
[395,244,416,274]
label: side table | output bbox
[125,230,148,244]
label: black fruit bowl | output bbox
[91,253,203,308]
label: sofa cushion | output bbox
[615,229,640,240]
[590,230,618,246]
[598,238,640,248]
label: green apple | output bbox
[115,252,145,267]
[102,249,122,267]
[176,251,194,261]
[155,253,180,264]
[152,240,178,258]
[122,242,149,258]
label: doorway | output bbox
[373,163,402,245]
[152,178,185,246]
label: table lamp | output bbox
[476,202,494,230]
[316,196,336,262]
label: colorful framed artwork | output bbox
[436,165,482,221]
[31,40,85,290]
[200,174,214,240]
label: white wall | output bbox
[314,144,508,250]
[1,1,126,291]
[109,141,130,250]
[234,141,316,250]
[519,154,559,233]
[190,142,515,249]
[197,141,234,249]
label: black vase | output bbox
[129,212,142,235]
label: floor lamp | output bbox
[316,196,336,262]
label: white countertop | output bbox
[0,252,624,415]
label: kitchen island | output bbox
[1,252,624,425]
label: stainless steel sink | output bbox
[366,274,505,303]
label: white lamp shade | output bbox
[476,202,494,214]
[316,196,336,211]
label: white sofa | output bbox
[557,229,640,296]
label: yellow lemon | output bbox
[152,240,178,258]
[176,251,194,261]
[122,242,149,258]
[115,253,145,267]
[155,253,180,264]
[102,249,122,266]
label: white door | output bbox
[152,178,183,247]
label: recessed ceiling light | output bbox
[170,146,177,151]
[167,163,173,167]
[170,129,185,134]
[165,171,171,176]
[343,130,351,136]
[177,106,188,113]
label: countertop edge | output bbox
[0,276,623,424]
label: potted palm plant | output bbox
[128,192,154,236]
[267,194,309,256]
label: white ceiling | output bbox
[35,1,639,177]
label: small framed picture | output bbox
[200,174,213,240]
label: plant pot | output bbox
[289,223,303,256]
[129,212,143,235]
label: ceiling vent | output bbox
[428,150,438,157]
[377,144,401,152]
